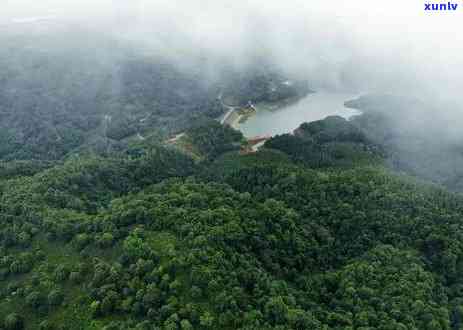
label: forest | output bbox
[1,107,463,329]
[2,31,463,330]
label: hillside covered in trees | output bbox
[0,30,311,163]
[3,25,463,330]
[1,109,463,329]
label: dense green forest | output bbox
[1,110,463,329]
[3,31,463,329]
[264,116,383,168]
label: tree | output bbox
[48,289,64,306]
[180,319,193,330]
[17,231,31,247]
[4,313,24,330]
[54,265,69,282]
[99,233,114,248]
[90,300,101,317]
[39,320,53,330]
[69,271,83,283]
[264,296,289,325]
[287,309,322,329]
[199,312,215,328]
[26,291,42,309]
[100,291,120,315]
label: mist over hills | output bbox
[2,1,463,330]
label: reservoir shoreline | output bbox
[235,91,362,138]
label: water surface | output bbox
[237,91,362,138]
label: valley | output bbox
[1,10,463,329]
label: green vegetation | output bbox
[3,37,463,328]
[165,121,245,162]
[264,116,383,168]
[222,66,312,107]
[185,121,245,161]
[0,33,310,163]
[1,112,463,329]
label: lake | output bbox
[237,91,362,138]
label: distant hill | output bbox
[347,94,463,191]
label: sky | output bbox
[2,0,463,98]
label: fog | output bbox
[2,0,463,188]
[2,0,463,135]
[2,0,462,98]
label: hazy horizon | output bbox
[2,0,462,100]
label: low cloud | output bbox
[2,0,462,99]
